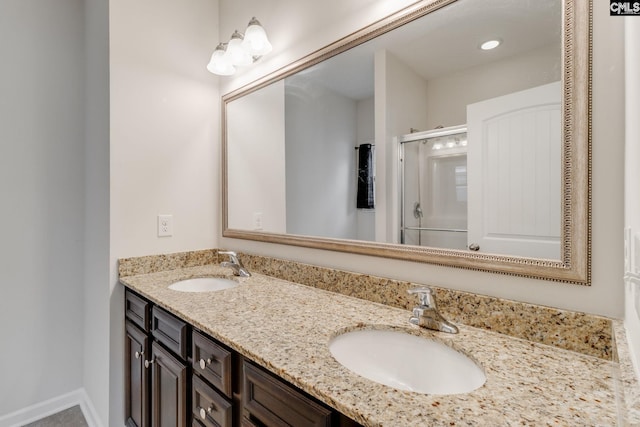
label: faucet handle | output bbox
[219,250,239,263]
[407,287,436,309]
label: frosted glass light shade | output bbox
[242,17,272,56]
[226,31,253,66]
[207,44,236,76]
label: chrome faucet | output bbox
[408,287,458,334]
[219,251,251,277]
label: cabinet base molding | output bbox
[0,388,102,427]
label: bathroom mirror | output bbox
[222,0,591,284]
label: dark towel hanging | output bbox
[357,143,375,209]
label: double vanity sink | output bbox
[171,277,488,397]
[168,275,486,397]
[169,277,486,394]
[120,263,623,425]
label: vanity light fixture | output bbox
[207,43,236,76]
[207,17,272,76]
[226,30,254,66]
[480,39,501,50]
[242,17,273,56]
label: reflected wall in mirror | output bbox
[223,0,591,284]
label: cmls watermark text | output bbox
[611,1,640,15]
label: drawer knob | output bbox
[199,357,213,370]
[198,406,213,420]
[144,357,156,369]
[134,351,144,359]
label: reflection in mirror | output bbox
[223,0,591,284]
[400,126,468,251]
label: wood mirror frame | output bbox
[221,0,592,284]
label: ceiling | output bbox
[291,0,561,100]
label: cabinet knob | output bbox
[198,406,213,420]
[468,243,480,251]
[134,351,144,359]
[199,357,212,370]
[144,357,156,369]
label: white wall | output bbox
[227,81,286,233]
[109,0,220,424]
[375,50,430,244]
[83,0,111,424]
[625,17,640,375]
[220,1,625,318]
[356,97,376,241]
[110,0,220,259]
[0,0,86,417]
[357,97,375,144]
[285,77,358,239]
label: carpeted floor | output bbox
[23,405,88,427]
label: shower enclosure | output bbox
[399,125,468,250]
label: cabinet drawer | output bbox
[243,361,332,427]
[125,290,151,332]
[192,331,232,398]
[152,306,189,359]
[192,374,233,427]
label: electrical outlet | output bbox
[158,214,173,237]
[253,212,263,230]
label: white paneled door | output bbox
[467,81,561,259]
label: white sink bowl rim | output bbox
[168,277,238,292]
[329,329,485,395]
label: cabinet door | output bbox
[126,321,150,427]
[151,342,188,427]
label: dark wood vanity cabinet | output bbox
[125,291,190,427]
[124,289,362,427]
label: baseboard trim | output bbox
[0,388,103,427]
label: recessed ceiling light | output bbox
[480,39,501,51]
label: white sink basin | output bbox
[168,277,238,292]
[329,329,485,395]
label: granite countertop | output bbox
[120,264,627,426]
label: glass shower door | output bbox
[400,126,468,250]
